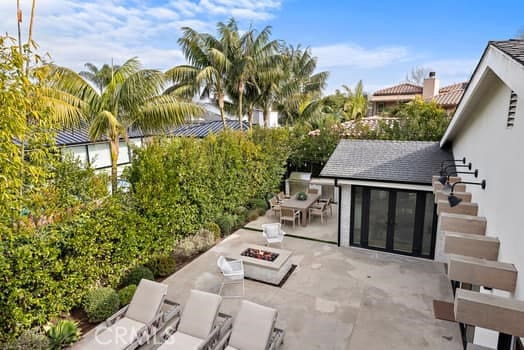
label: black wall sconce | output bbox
[448,180,487,207]
[440,162,472,176]
[440,157,466,170]
[438,169,479,186]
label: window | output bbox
[377,102,385,114]
[507,91,518,128]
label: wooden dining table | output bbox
[280,193,321,226]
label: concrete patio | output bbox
[244,205,339,243]
[157,229,462,350]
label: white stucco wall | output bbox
[444,46,524,348]
[339,184,351,247]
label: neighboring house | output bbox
[438,39,524,348]
[320,139,451,259]
[167,120,249,137]
[369,72,468,115]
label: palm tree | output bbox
[275,46,329,124]
[79,62,119,93]
[225,19,280,130]
[166,26,232,129]
[46,57,203,194]
[342,80,368,120]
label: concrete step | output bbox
[437,200,478,216]
[438,212,487,235]
[444,231,499,260]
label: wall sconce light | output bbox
[438,169,479,185]
[448,180,487,207]
[440,162,472,176]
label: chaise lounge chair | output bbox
[79,279,180,350]
[157,289,232,350]
[213,300,285,350]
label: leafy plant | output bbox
[246,209,259,222]
[296,192,308,200]
[248,198,268,210]
[46,320,80,349]
[216,215,236,236]
[204,222,221,240]
[83,288,120,323]
[2,328,50,350]
[118,285,137,307]
[120,266,154,287]
[145,255,177,278]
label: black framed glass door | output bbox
[350,186,437,259]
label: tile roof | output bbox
[373,83,422,96]
[490,39,524,66]
[430,88,465,107]
[167,120,249,137]
[320,139,452,185]
[439,82,468,93]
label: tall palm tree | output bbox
[342,80,368,120]
[79,62,119,94]
[275,46,329,124]
[166,26,232,129]
[46,57,203,194]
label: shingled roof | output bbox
[490,39,524,66]
[167,120,249,137]
[320,139,452,185]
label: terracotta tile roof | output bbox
[373,83,422,96]
[490,39,524,66]
[430,89,465,107]
[439,82,468,93]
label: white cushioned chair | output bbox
[213,300,285,350]
[217,256,245,298]
[78,279,179,350]
[262,223,286,248]
[158,289,226,350]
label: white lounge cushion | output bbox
[157,331,203,350]
[218,257,233,274]
[228,300,277,350]
[225,346,239,350]
[81,317,144,350]
[126,279,167,324]
[177,289,222,339]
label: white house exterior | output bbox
[439,39,524,348]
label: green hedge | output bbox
[83,288,120,323]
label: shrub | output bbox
[118,285,137,307]
[234,206,248,219]
[248,198,268,210]
[3,328,50,350]
[145,255,177,278]
[173,229,215,259]
[120,266,154,287]
[83,288,120,323]
[216,215,236,236]
[246,209,259,222]
[256,207,268,216]
[204,222,221,240]
[46,320,80,350]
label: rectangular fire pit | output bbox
[229,243,294,286]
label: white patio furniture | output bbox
[212,300,285,350]
[158,289,232,350]
[78,279,180,350]
[217,256,245,298]
[262,223,286,248]
[279,207,300,229]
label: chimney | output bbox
[423,71,440,99]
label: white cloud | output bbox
[0,0,283,72]
[420,58,477,81]
[312,43,411,69]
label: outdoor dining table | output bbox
[280,193,321,226]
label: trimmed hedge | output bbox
[83,288,120,323]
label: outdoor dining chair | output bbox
[309,201,328,224]
[279,207,300,229]
[269,197,281,217]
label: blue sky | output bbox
[1,0,523,93]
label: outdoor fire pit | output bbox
[241,248,279,262]
[229,243,294,286]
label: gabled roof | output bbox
[320,139,452,185]
[429,88,465,107]
[490,39,524,66]
[373,83,422,96]
[168,120,249,138]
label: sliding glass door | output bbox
[350,186,436,259]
